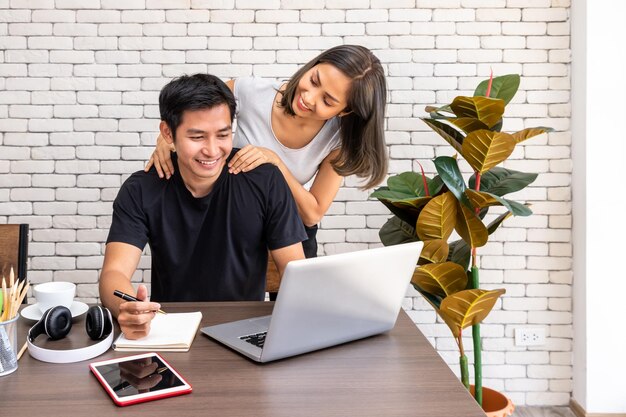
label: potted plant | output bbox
[371,74,552,415]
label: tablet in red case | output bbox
[90,352,192,406]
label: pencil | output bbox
[17,341,28,361]
[113,290,166,314]
[1,277,7,322]
[12,281,29,320]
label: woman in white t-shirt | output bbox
[145,45,388,258]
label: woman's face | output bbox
[292,63,352,121]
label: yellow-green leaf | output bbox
[412,262,468,298]
[439,288,506,334]
[465,189,502,210]
[455,202,488,248]
[466,189,532,217]
[511,127,553,143]
[449,117,489,134]
[416,192,457,241]
[388,196,432,215]
[462,129,516,174]
[421,118,464,153]
[418,239,449,264]
[450,96,505,129]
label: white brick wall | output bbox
[0,1,571,407]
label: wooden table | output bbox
[1,302,484,417]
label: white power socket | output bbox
[514,327,546,346]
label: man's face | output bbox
[161,104,233,196]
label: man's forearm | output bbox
[99,270,136,318]
[98,242,143,317]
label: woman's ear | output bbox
[338,109,352,117]
[159,121,174,144]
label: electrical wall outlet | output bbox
[514,327,546,346]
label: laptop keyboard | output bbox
[239,332,267,348]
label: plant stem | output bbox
[471,171,483,405]
[460,354,470,390]
[458,329,470,390]
[416,161,430,196]
[471,171,482,268]
[471,265,483,407]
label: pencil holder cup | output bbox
[0,313,19,376]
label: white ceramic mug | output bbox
[33,282,76,314]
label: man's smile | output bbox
[196,157,220,167]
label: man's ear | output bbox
[159,121,174,144]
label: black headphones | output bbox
[27,305,114,363]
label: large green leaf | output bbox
[428,175,445,196]
[421,118,464,153]
[370,186,414,200]
[488,193,532,216]
[474,74,520,105]
[379,216,420,246]
[511,127,554,143]
[434,156,471,209]
[412,262,468,298]
[416,191,457,241]
[462,130,516,174]
[371,171,436,221]
[371,179,432,222]
[387,172,427,196]
[455,202,489,248]
[418,239,449,264]
[439,288,506,334]
[469,167,538,197]
[450,96,505,129]
[448,239,471,271]
[372,171,439,201]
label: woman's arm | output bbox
[229,147,343,226]
[145,135,176,178]
[289,149,343,226]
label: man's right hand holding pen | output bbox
[116,284,163,340]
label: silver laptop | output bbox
[201,241,423,363]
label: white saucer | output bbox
[21,301,89,322]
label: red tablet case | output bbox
[90,352,192,407]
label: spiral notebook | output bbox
[113,311,203,352]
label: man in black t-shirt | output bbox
[98,74,307,339]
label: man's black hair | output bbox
[159,73,237,140]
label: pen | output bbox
[113,290,166,314]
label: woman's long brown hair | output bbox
[279,45,388,190]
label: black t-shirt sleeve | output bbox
[106,175,149,250]
[264,168,308,250]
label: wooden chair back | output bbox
[0,224,29,281]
